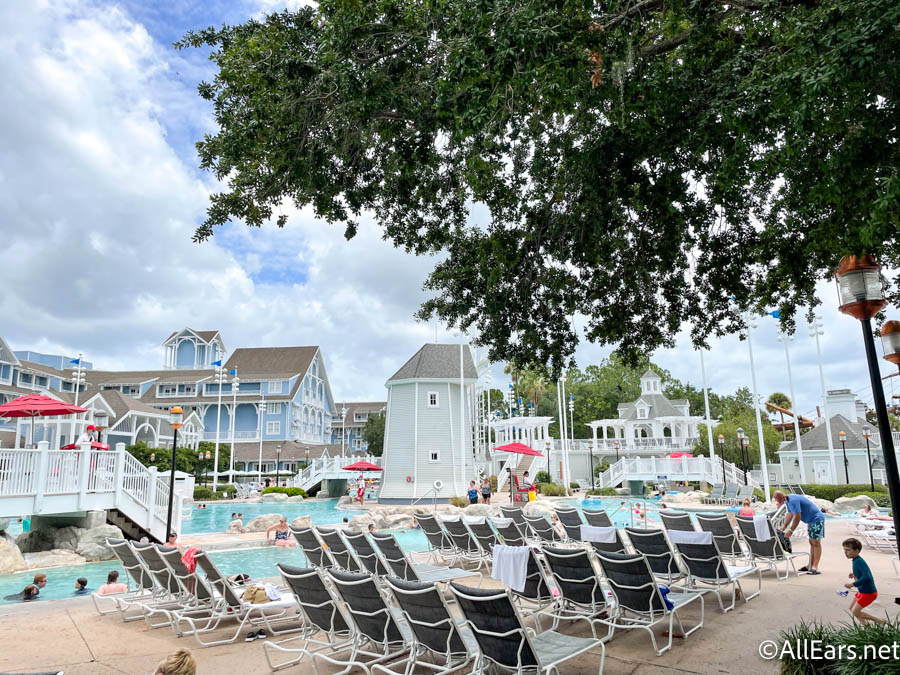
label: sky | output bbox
[1,0,898,424]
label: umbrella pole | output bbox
[31,414,36,449]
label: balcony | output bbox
[202,430,260,441]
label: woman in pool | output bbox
[738,498,755,517]
[266,518,297,547]
[857,504,891,521]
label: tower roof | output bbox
[641,368,661,380]
[387,344,477,383]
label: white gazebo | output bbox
[586,370,702,454]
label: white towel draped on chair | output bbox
[667,530,713,546]
[440,515,461,523]
[490,517,513,527]
[753,515,772,542]
[464,516,487,525]
[491,545,530,592]
[580,525,617,543]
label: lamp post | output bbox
[69,353,86,446]
[839,430,849,483]
[275,445,282,487]
[588,441,595,490]
[743,313,771,501]
[883,321,900,376]
[614,439,620,462]
[545,439,551,479]
[341,404,347,458]
[196,450,204,484]
[836,255,900,540]
[228,372,239,482]
[568,395,575,450]
[305,446,310,468]
[717,434,726,482]
[212,366,227,489]
[165,406,183,539]
[809,314,838,483]
[94,411,109,447]
[257,393,265,485]
[742,438,751,485]
[776,330,807,484]
[736,428,748,485]
[862,426,875,491]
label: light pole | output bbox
[744,313,771,501]
[742,438,751,485]
[212,366,227,488]
[809,313,838,483]
[275,445,282,487]
[736,428,748,485]
[94,411,108,447]
[700,350,717,474]
[588,441,595,491]
[228,372,239,482]
[545,439,551,479]
[717,434,726,482]
[341,404,347,458]
[70,353,86,445]
[614,439,620,462]
[839,430,849,483]
[862,426,875,491]
[257,393,265,485]
[165,406,183,539]
[568,394,575,449]
[776,329,807,483]
[305,446,310,468]
[835,255,900,541]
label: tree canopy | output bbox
[362,412,386,456]
[179,0,899,373]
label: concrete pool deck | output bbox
[1,518,897,674]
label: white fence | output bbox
[288,455,381,491]
[596,455,756,489]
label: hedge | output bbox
[585,488,618,497]
[844,491,893,508]
[193,486,218,501]
[535,482,567,496]
[796,484,888,502]
[449,496,469,508]
[261,487,307,498]
[534,471,551,484]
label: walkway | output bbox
[1,519,894,674]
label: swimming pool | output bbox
[181,499,364,534]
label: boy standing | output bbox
[842,537,885,625]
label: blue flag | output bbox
[229,368,237,376]
[769,310,781,319]
[70,358,80,365]
[211,359,222,366]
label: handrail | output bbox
[411,487,439,513]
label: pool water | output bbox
[182,499,364,534]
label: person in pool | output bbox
[73,578,90,595]
[266,518,296,547]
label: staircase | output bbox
[0,441,180,543]
[287,455,381,492]
[496,453,540,494]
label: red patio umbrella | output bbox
[493,442,544,457]
[0,394,88,448]
[341,460,383,472]
[667,452,693,459]
[61,441,110,450]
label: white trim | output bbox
[266,421,281,435]
[268,380,284,394]
[266,402,282,414]
[427,391,439,408]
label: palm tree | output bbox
[766,392,792,441]
[520,370,549,409]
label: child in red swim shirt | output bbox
[843,537,885,625]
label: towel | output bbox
[490,517,513,527]
[464,516,486,525]
[264,583,282,601]
[491,545,530,592]
[753,515,772,542]
[667,530,713,546]
[440,515,461,523]
[580,525,617,543]
[181,546,199,573]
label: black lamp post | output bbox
[196,450,203,484]
[588,442,595,491]
[165,406,183,540]
[839,430,849,483]
[836,255,900,541]
[305,446,310,468]
[717,434,726,482]
[862,426,875,491]
[275,445,282,487]
[736,428,748,485]
[742,438,750,486]
[614,439,620,462]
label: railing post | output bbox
[114,442,126,506]
[147,466,158,530]
[33,441,50,513]
[77,442,91,510]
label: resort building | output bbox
[330,401,387,454]
[379,343,477,503]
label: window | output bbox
[266,421,281,435]
[637,407,648,419]
[354,412,368,422]
[61,381,73,392]
[353,439,362,449]
[159,385,178,396]
[181,384,197,395]
[268,380,284,394]
[267,402,282,414]
[427,392,439,408]
[429,451,439,462]
[35,376,47,387]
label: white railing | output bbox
[45,451,80,494]
[122,453,150,507]
[202,430,260,441]
[287,455,381,490]
[596,456,757,489]
[0,448,38,495]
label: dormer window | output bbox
[637,406,648,419]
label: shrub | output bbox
[570,481,580,490]
[216,484,236,494]
[585,488,617,497]
[490,475,498,493]
[261,487,307,498]
[449,496,469,508]
[534,471,551,484]
[193,486,216,501]
[798,484,887,502]
[844,491,892,508]
[779,618,900,675]
[536,482,566,496]
[594,461,611,476]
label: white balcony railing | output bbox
[202,431,260,441]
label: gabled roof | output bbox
[231,441,342,462]
[641,369,661,380]
[225,347,318,377]
[17,360,71,379]
[98,389,168,420]
[618,394,684,420]
[162,328,223,345]
[387,344,477,383]
[336,401,387,425]
[85,370,164,386]
[0,336,21,366]
[778,414,880,453]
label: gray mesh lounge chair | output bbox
[659,511,695,532]
[625,528,684,586]
[92,538,158,620]
[383,577,478,674]
[263,564,354,672]
[541,545,612,633]
[171,550,300,647]
[703,485,725,504]
[369,533,476,584]
[555,506,585,541]
[668,530,761,613]
[343,531,391,577]
[524,514,562,544]
[450,582,606,674]
[583,508,614,528]
[416,513,457,564]
[695,513,746,559]
[581,525,628,555]
[290,525,333,568]
[492,517,528,547]
[441,516,489,570]
[735,485,756,503]
[465,517,501,555]
[324,570,413,671]
[132,543,188,628]
[735,515,809,580]
[720,484,740,505]
[317,528,362,572]
[507,547,556,628]
[595,551,704,656]
[500,505,529,532]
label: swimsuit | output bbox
[274,530,289,541]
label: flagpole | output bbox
[213,362,224,489]
[699,350,718,480]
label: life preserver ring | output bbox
[433,480,443,491]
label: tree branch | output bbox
[591,0,665,32]
[354,39,413,67]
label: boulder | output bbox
[661,491,707,504]
[0,535,27,574]
[287,495,305,503]
[74,524,122,561]
[336,496,356,509]
[614,488,631,496]
[24,549,86,569]
[384,514,414,529]
[52,526,81,551]
[834,495,877,513]
[260,492,289,503]
[435,504,461,515]
[808,497,834,513]
[16,528,55,554]
[77,543,112,562]
[226,519,246,534]
[347,514,378,532]
[0,517,9,533]
[244,514,285,532]
[523,502,554,519]
[291,516,314,530]
[462,504,496,518]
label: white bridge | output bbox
[596,455,758,489]
[0,441,181,543]
[287,455,381,492]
